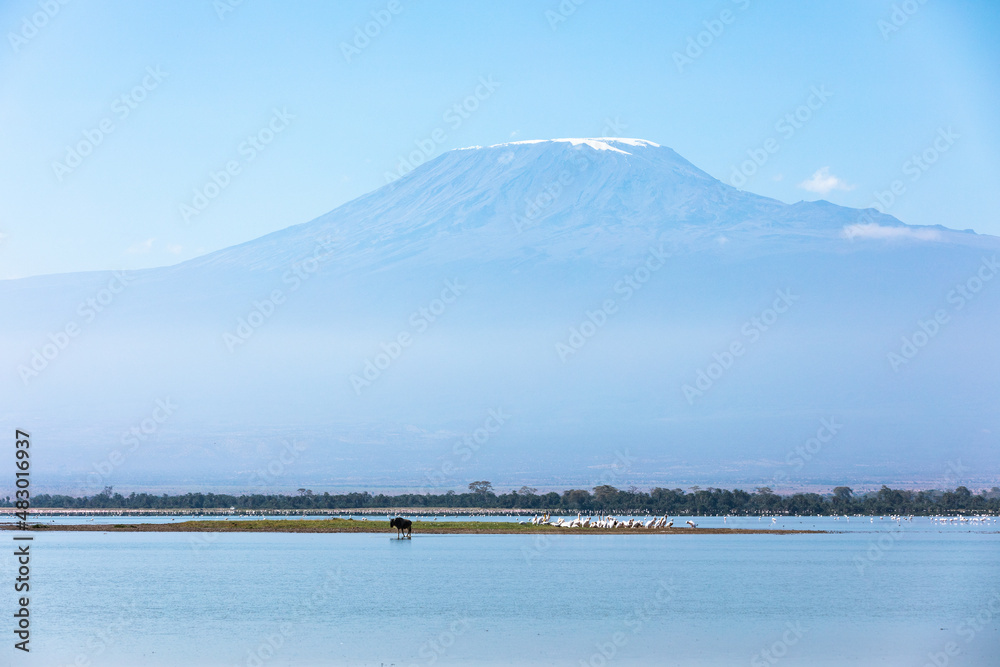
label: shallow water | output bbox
[3,517,998,666]
[11,512,1000,532]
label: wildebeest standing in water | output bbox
[390,517,412,539]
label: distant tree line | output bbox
[3,483,999,515]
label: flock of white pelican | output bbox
[521,513,696,529]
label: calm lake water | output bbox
[4,518,998,666]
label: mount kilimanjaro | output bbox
[2,138,997,493]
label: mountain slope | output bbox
[1,139,997,494]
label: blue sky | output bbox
[1,0,998,278]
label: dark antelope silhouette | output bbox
[390,517,412,539]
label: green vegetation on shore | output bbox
[3,483,997,516]
[1,518,822,535]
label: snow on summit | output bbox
[171,136,981,276]
[484,137,661,153]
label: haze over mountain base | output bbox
[3,139,997,495]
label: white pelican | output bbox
[665,520,674,528]
[686,520,697,528]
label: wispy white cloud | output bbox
[798,167,855,195]
[126,238,155,254]
[842,223,940,241]
[166,243,183,254]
